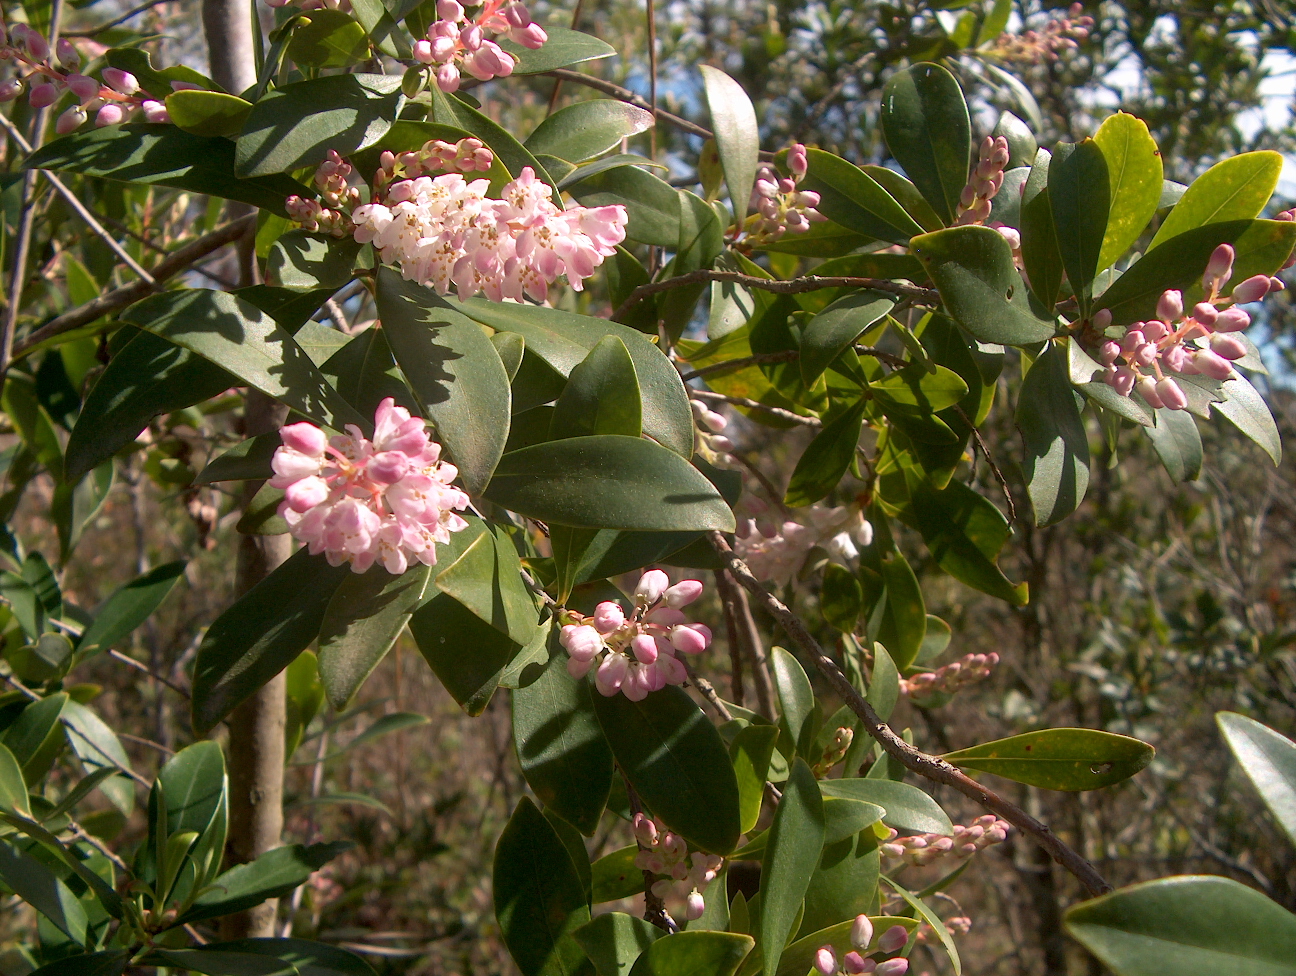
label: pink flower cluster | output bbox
[351,164,627,301]
[747,143,825,241]
[558,570,712,700]
[286,150,363,237]
[632,813,723,921]
[900,651,999,697]
[992,3,1093,63]
[0,26,169,130]
[814,917,911,976]
[1094,243,1284,410]
[270,397,470,574]
[735,503,874,587]
[880,815,1009,868]
[955,136,1009,226]
[690,399,737,468]
[413,0,546,94]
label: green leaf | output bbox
[410,592,520,716]
[175,940,375,976]
[575,913,664,976]
[550,337,642,439]
[1017,342,1090,525]
[525,101,654,164]
[148,949,296,975]
[700,66,759,225]
[75,561,186,659]
[317,565,434,709]
[819,779,953,834]
[771,647,815,758]
[567,164,682,247]
[1145,407,1202,483]
[731,724,779,834]
[746,917,918,976]
[590,846,642,903]
[1049,141,1110,308]
[758,759,824,976]
[658,191,725,339]
[52,460,114,562]
[284,651,324,758]
[0,839,87,945]
[1093,113,1163,273]
[871,364,969,411]
[166,90,254,138]
[192,549,352,733]
[784,398,867,508]
[593,685,742,854]
[881,876,958,974]
[735,796,884,859]
[4,374,63,481]
[943,728,1155,790]
[1,693,70,786]
[880,63,971,225]
[1217,712,1296,848]
[801,150,925,245]
[494,796,592,976]
[629,931,754,976]
[514,651,614,836]
[287,9,370,66]
[61,701,135,816]
[911,226,1056,345]
[178,842,350,925]
[497,27,616,74]
[429,86,559,201]
[799,829,880,938]
[820,564,863,634]
[1150,151,1284,250]
[484,436,734,532]
[800,293,896,386]
[119,289,364,432]
[435,527,538,646]
[350,0,412,57]
[451,299,694,457]
[267,232,361,292]
[0,742,30,815]
[105,47,217,98]
[24,125,309,215]
[1214,372,1280,465]
[29,950,129,976]
[1064,875,1296,976]
[1019,148,1063,311]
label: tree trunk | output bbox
[202,0,289,941]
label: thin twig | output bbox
[680,658,732,722]
[721,568,774,718]
[118,732,176,755]
[614,270,939,321]
[707,531,1114,897]
[108,648,191,699]
[65,819,130,872]
[11,214,256,360]
[955,404,1016,523]
[681,343,907,383]
[688,388,822,427]
[716,569,745,707]
[731,451,790,516]
[65,0,173,34]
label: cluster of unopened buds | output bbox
[0,25,169,130]
[746,143,825,242]
[992,3,1093,63]
[412,0,546,94]
[735,503,874,587]
[814,916,911,976]
[558,570,712,700]
[954,136,1009,226]
[1094,242,1286,410]
[270,397,470,574]
[632,814,723,921]
[812,726,855,777]
[880,816,1009,868]
[900,652,999,697]
[690,399,737,468]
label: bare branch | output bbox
[707,530,1114,897]
[688,388,822,428]
[108,648,192,699]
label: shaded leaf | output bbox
[943,728,1155,790]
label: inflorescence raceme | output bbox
[991,3,1094,63]
[955,136,1010,226]
[411,0,547,93]
[745,143,826,243]
[735,503,874,588]
[814,917,911,976]
[270,397,470,574]
[558,570,713,701]
[0,24,170,130]
[285,140,628,301]
[900,652,1000,697]
[880,815,1010,868]
[632,814,723,921]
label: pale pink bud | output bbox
[413,39,435,63]
[1156,289,1183,323]
[0,79,22,102]
[1206,243,1235,279]
[1213,307,1251,332]
[875,961,908,976]
[504,1,531,27]
[66,73,99,100]
[459,23,483,50]
[1131,342,1157,367]
[663,580,703,608]
[631,634,659,665]
[788,143,809,178]
[141,100,168,123]
[1155,377,1187,410]
[94,102,124,126]
[670,624,708,655]
[1111,365,1136,396]
[367,451,410,484]
[592,601,625,634]
[844,953,874,975]
[635,570,670,606]
[633,812,658,847]
[281,422,327,455]
[561,624,603,662]
[1232,274,1272,304]
[879,925,909,954]
[24,30,49,61]
[1192,349,1233,380]
[1092,308,1113,330]
[1120,329,1145,354]
[56,38,79,70]
[284,476,330,512]
[512,22,547,48]
[1137,375,1163,409]
[813,947,837,976]
[1210,333,1247,360]
[595,652,627,695]
[1142,319,1169,342]
[430,35,457,61]
[28,82,59,108]
[851,914,874,950]
[437,0,464,19]
[1097,341,1120,365]
[684,890,706,921]
[436,63,461,92]
[102,67,138,95]
[55,104,85,133]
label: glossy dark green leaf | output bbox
[373,268,512,493]
[267,232,361,292]
[1217,712,1296,847]
[513,651,614,836]
[178,842,350,925]
[802,150,924,245]
[658,191,725,339]
[176,940,376,976]
[105,47,217,98]
[758,759,824,976]
[1,693,69,786]
[575,912,664,976]
[24,125,308,215]
[525,101,654,164]
[866,644,900,724]
[494,796,592,976]
[236,73,402,177]
[61,700,134,815]
[1145,407,1202,483]
[700,65,759,224]
[1215,372,1281,465]
[881,876,958,973]
[820,563,863,633]
[0,742,30,815]
[590,846,642,903]
[287,9,370,66]
[784,399,867,508]
[52,460,114,561]
[800,293,896,386]
[864,165,943,232]
[350,0,412,57]
[1049,141,1109,306]
[4,374,63,481]
[1018,148,1063,311]
[629,931,754,976]
[880,63,971,225]
[1093,113,1163,272]
[165,90,253,138]
[147,949,295,975]
[875,553,925,670]
[192,549,351,733]
[1064,875,1296,976]
[731,724,779,834]
[1017,343,1090,525]
[771,647,815,758]
[1149,151,1284,249]
[567,164,681,247]
[75,561,186,659]
[484,436,734,533]
[435,526,538,646]
[0,838,87,944]
[871,364,969,411]
[550,337,642,440]
[944,728,1154,790]
[593,686,741,854]
[29,950,129,976]
[497,26,615,74]
[799,830,880,937]
[735,796,885,859]
[819,778,952,834]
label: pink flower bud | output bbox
[368,451,410,484]
[94,102,124,126]
[788,143,809,178]
[24,30,49,61]
[0,79,22,102]
[1205,243,1235,281]
[633,812,658,847]
[1231,274,1272,304]
[670,624,709,655]
[844,953,874,975]
[436,63,461,92]
[663,579,703,608]
[875,961,908,976]
[1143,318,1169,342]
[281,422,328,455]
[635,569,670,606]
[685,890,706,921]
[459,23,483,50]
[560,624,603,662]
[102,67,138,95]
[1162,344,1187,372]
[413,39,435,63]
[1192,349,1233,381]
[1213,307,1251,332]
[879,925,909,954]
[1092,308,1112,329]
[140,100,169,123]
[437,0,464,19]
[511,21,547,48]
[56,38,79,69]
[595,652,628,695]
[1111,365,1136,396]
[66,73,99,101]
[1156,289,1183,323]
[813,947,837,976]
[592,601,625,634]
[1155,377,1188,410]
[1098,340,1120,365]
[284,475,330,512]
[1120,329,1145,354]
[1210,333,1247,360]
[851,914,874,950]
[28,82,59,107]
[55,104,85,133]
[631,634,659,664]
[1136,375,1163,408]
